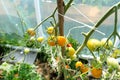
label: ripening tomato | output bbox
[67,47,75,57]
[80,65,89,73]
[70,54,77,60]
[47,36,56,46]
[75,61,89,73]
[67,43,72,47]
[46,26,55,35]
[65,65,70,69]
[27,28,36,36]
[87,39,101,51]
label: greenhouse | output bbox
[0,0,120,80]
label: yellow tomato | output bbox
[46,26,55,35]
[37,37,44,43]
[75,61,83,68]
[87,39,101,51]
[67,47,75,57]
[101,38,113,49]
[27,28,36,36]
[57,36,67,47]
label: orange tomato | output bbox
[80,65,89,73]
[75,61,89,73]
[67,43,72,47]
[27,28,36,36]
[48,41,55,46]
[57,36,67,47]
[65,65,69,69]
[91,67,102,78]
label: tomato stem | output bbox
[75,2,120,55]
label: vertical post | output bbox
[57,0,64,36]
[57,0,65,54]
[57,0,65,80]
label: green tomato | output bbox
[107,57,119,69]
[111,48,120,58]
[101,38,113,49]
[87,39,101,51]
[30,37,36,42]
[70,54,77,60]
[24,48,30,54]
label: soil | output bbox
[35,59,58,80]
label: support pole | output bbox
[57,0,64,36]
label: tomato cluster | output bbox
[87,38,113,51]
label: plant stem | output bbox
[75,2,120,55]
[34,16,52,31]
[33,7,57,31]
[64,0,74,14]
[110,70,116,80]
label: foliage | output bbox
[37,45,50,63]
[0,62,44,80]
[0,32,22,46]
[67,35,80,50]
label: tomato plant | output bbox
[0,62,44,80]
[0,0,120,80]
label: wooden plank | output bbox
[1,44,38,64]
[2,50,37,64]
